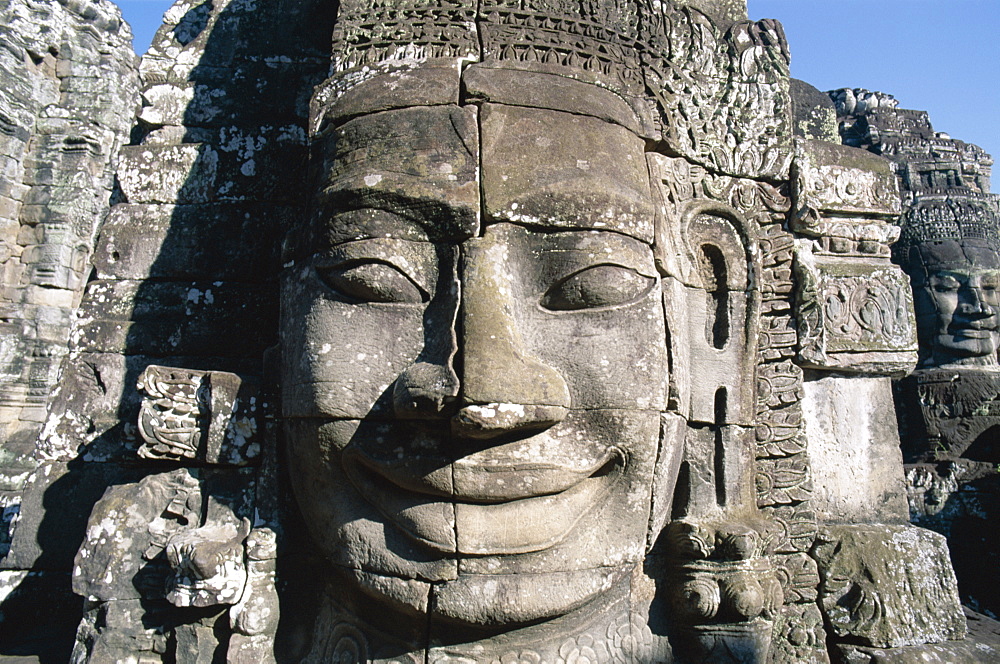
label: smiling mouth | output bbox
[951,323,999,338]
[343,446,624,555]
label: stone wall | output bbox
[0,0,334,658]
[0,0,138,511]
[832,88,1000,617]
[0,0,139,657]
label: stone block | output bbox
[792,138,901,221]
[812,524,966,649]
[835,640,1000,664]
[761,504,818,554]
[790,78,839,144]
[137,365,263,465]
[208,125,311,204]
[463,63,651,136]
[802,374,909,523]
[769,601,830,663]
[140,61,322,129]
[896,367,1000,463]
[2,462,148,571]
[74,279,277,357]
[33,351,139,462]
[756,455,812,507]
[39,352,267,464]
[117,144,218,205]
[310,105,480,249]
[794,245,918,374]
[72,598,171,662]
[93,203,287,282]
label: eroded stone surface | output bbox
[0,0,992,661]
[812,524,966,649]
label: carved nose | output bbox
[454,237,570,439]
[393,362,459,418]
[959,288,993,317]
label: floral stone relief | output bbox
[0,0,997,662]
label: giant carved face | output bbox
[280,67,676,629]
[910,239,1000,367]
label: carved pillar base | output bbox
[674,621,772,663]
[662,520,782,663]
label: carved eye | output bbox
[541,264,655,311]
[317,261,426,304]
[932,277,961,293]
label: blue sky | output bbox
[748,0,1000,174]
[117,0,999,167]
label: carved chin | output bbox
[342,564,629,628]
[935,332,1000,360]
[432,566,629,628]
[343,447,625,555]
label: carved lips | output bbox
[343,432,625,555]
[950,317,998,336]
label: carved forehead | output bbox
[311,104,481,245]
[310,70,657,246]
[911,239,1000,273]
[312,63,651,136]
[479,102,654,243]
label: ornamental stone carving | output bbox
[790,139,917,375]
[137,365,261,465]
[0,0,997,662]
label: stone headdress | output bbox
[897,194,1000,248]
[312,0,792,181]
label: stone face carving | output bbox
[831,88,999,368]
[276,2,995,656]
[1,0,997,661]
[284,71,676,659]
[278,0,808,659]
[902,230,1000,370]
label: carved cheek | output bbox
[280,269,427,420]
[922,288,958,333]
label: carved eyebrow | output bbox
[538,232,658,277]
[323,207,430,239]
[318,189,428,224]
[543,246,657,277]
[320,238,438,294]
[318,188,476,242]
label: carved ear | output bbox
[678,202,760,427]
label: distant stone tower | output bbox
[832,87,1000,616]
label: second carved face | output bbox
[910,239,1000,367]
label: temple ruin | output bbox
[0,0,998,662]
